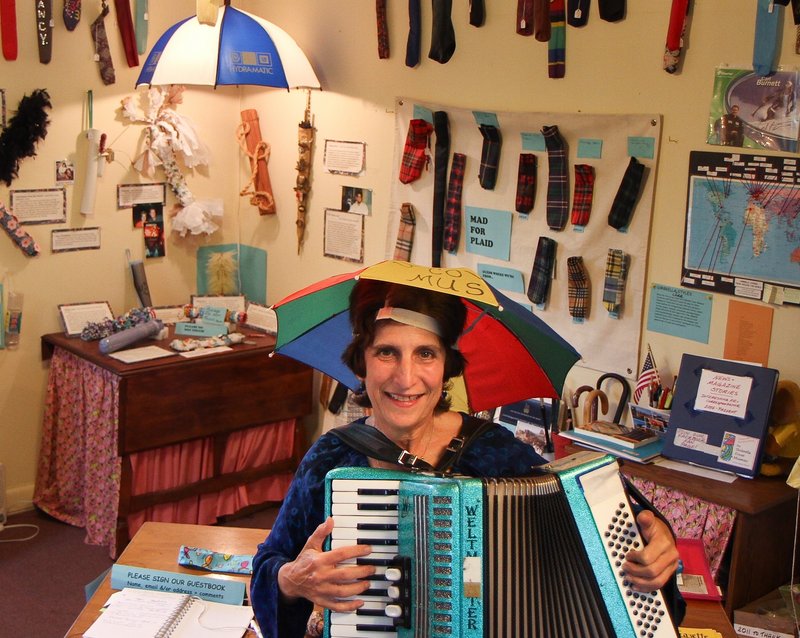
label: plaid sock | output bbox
[570,164,595,226]
[598,0,625,21]
[398,118,432,184]
[567,256,590,319]
[394,203,416,261]
[608,156,645,230]
[443,152,466,252]
[603,248,629,317]
[542,125,569,231]
[515,153,537,214]
[478,124,502,190]
[527,236,557,305]
[548,0,566,78]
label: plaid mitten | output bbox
[398,118,433,184]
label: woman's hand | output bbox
[277,517,376,611]
[623,510,680,591]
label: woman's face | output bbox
[363,321,446,435]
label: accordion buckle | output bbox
[397,450,419,467]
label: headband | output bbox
[375,306,442,337]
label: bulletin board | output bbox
[385,98,662,377]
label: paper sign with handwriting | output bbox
[694,370,753,419]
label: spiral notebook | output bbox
[83,587,253,638]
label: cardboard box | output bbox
[734,587,799,638]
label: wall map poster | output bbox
[682,151,800,305]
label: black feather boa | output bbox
[0,89,52,186]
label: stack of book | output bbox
[558,421,664,463]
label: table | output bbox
[35,330,313,558]
[66,521,738,638]
[564,440,799,617]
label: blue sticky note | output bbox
[521,132,546,151]
[465,207,512,261]
[647,283,712,343]
[473,111,500,127]
[174,321,229,337]
[412,105,434,123]
[578,139,603,159]
[628,137,655,159]
[477,264,525,293]
[201,306,228,324]
[110,565,245,605]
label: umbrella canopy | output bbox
[136,5,320,89]
[272,261,581,413]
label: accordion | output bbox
[324,451,678,638]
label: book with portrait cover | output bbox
[661,354,779,478]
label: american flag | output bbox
[633,347,660,403]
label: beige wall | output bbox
[1,1,797,512]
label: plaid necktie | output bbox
[406,0,421,67]
[91,2,116,85]
[398,119,432,184]
[443,152,466,252]
[432,111,450,267]
[570,164,595,226]
[542,125,569,231]
[608,156,645,230]
[567,256,590,319]
[394,203,416,261]
[603,248,629,317]
[527,236,557,305]
[469,0,485,26]
[376,0,390,59]
[479,124,502,190]
[429,0,456,64]
[515,153,537,214]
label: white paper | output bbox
[59,302,114,336]
[9,188,67,224]
[323,140,365,175]
[51,227,101,252]
[243,303,277,334]
[107,346,175,363]
[117,183,167,208]
[324,208,364,262]
[694,369,753,419]
[652,457,738,483]
[179,345,232,358]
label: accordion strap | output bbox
[330,415,493,473]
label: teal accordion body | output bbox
[324,452,677,638]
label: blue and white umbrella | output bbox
[136,4,320,90]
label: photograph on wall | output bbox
[682,150,800,303]
[341,186,371,215]
[143,220,165,258]
[133,202,162,228]
[55,159,75,185]
[707,67,800,153]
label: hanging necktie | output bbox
[567,0,589,27]
[114,0,138,67]
[376,0,389,59]
[663,0,689,74]
[406,0,421,67]
[429,0,456,64]
[570,164,595,226]
[63,0,79,30]
[394,203,417,261]
[608,157,645,230]
[443,152,466,253]
[753,0,782,77]
[431,111,450,267]
[1,0,17,60]
[398,118,433,184]
[515,153,537,214]
[527,236,557,305]
[542,125,569,231]
[478,124,502,190]
[603,248,629,318]
[548,0,566,78]
[91,1,115,85]
[35,0,53,64]
[534,0,550,41]
[517,0,534,35]
[567,256,590,319]
[598,0,624,21]
[469,0,484,26]
[135,0,148,55]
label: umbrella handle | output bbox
[596,373,631,424]
[583,389,608,424]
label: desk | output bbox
[66,521,737,638]
[35,330,313,558]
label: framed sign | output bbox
[59,301,114,336]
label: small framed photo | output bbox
[58,301,114,337]
[243,302,277,334]
[55,159,75,185]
